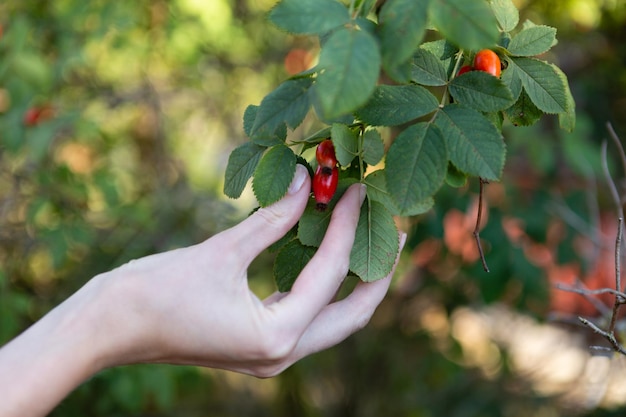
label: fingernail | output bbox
[288,164,308,195]
[399,232,407,251]
[359,183,367,205]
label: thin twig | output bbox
[609,217,624,334]
[473,178,489,272]
[606,121,626,183]
[601,140,623,220]
[579,317,626,355]
[555,283,626,304]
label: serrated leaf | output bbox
[251,77,313,140]
[355,84,439,126]
[501,60,522,101]
[268,0,350,35]
[243,105,258,137]
[429,0,499,51]
[434,105,506,180]
[385,123,447,213]
[512,57,568,114]
[331,124,358,166]
[554,65,576,132]
[362,129,385,165]
[223,142,265,199]
[274,240,317,292]
[378,0,430,73]
[315,27,381,119]
[449,71,515,112]
[504,88,543,127]
[349,199,399,282]
[489,0,519,32]
[420,40,459,77]
[366,170,434,216]
[298,180,357,247]
[411,48,449,86]
[252,144,297,207]
[508,25,557,56]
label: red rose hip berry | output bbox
[458,65,473,76]
[315,139,337,170]
[473,49,501,77]
[312,165,338,211]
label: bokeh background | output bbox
[1,0,626,416]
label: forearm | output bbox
[0,278,113,417]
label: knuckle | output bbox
[255,205,287,228]
[253,328,297,362]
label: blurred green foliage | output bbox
[1,0,626,415]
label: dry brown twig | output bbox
[474,178,490,272]
[557,122,626,355]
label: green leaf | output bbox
[512,57,568,114]
[385,123,447,213]
[349,199,399,282]
[252,144,297,207]
[298,180,357,247]
[331,124,358,166]
[554,65,576,132]
[362,129,385,166]
[274,239,317,292]
[355,84,439,126]
[445,162,468,187]
[500,60,522,101]
[429,0,499,51]
[411,48,449,86]
[449,71,515,112]
[378,0,430,73]
[504,89,543,127]
[223,142,265,199]
[420,39,459,77]
[508,25,557,56]
[251,77,313,139]
[243,105,258,137]
[434,105,506,180]
[489,0,519,32]
[274,240,317,292]
[365,170,434,216]
[268,225,298,253]
[268,0,351,35]
[314,26,381,119]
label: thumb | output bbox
[222,164,311,265]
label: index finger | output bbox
[271,183,366,330]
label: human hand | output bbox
[92,164,405,376]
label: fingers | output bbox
[272,183,366,330]
[288,232,406,359]
[218,164,310,266]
